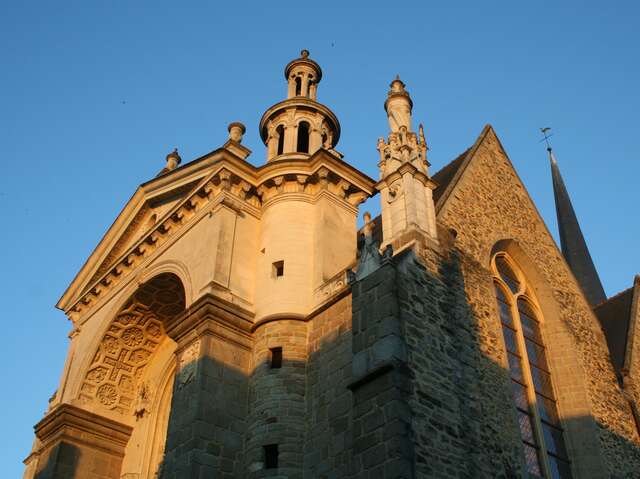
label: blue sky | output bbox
[1,1,638,474]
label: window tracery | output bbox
[492,252,572,479]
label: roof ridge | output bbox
[433,124,494,212]
[593,286,633,310]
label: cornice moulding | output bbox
[34,404,132,456]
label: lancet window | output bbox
[492,253,572,479]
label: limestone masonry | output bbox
[24,51,640,478]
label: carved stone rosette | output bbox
[78,275,184,416]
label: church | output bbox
[23,50,640,478]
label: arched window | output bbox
[276,125,285,156]
[297,121,310,153]
[295,77,302,96]
[492,253,572,479]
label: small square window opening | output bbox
[273,261,284,278]
[270,347,283,369]
[264,444,279,469]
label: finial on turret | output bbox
[228,122,246,143]
[390,75,405,93]
[301,49,309,58]
[385,75,413,133]
[165,148,181,171]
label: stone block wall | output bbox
[159,346,249,479]
[436,127,640,476]
[349,260,415,478]
[346,244,523,479]
[400,246,522,478]
[159,296,253,479]
[247,319,307,478]
[304,294,354,477]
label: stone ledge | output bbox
[347,359,407,392]
[165,293,254,349]
[34,403,132,457]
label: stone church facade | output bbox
[23,51,640,478]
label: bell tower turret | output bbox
[377,77,438,249]
[259,50,340,162]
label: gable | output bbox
[436,125,558,263]
[83,181,201,292]
[434,125,640,451]
[57,147,238,312]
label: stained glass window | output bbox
[493,254,572,478]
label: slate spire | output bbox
[547,141,607,306]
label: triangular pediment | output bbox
[57,146,377,316]
[57,147,254,313]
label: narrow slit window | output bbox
[264,444,278,469]
[273,260,284,278]
[270,347,282,369]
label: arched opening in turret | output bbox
[276,125,285,156]
[295,77,302,96]
[321,131,328,148]
[297,121,310,153]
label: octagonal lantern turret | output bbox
[259,50,340,162]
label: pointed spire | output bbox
[545,131,607,305]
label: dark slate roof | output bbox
[432,148,470,206]
[594,287,634,374]
[549,153,607,306]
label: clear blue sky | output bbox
[1,1,638,474]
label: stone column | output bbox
[159,294,253,478]
[301,74,310,98]
[309,126,322,154]
[267,132,277,161]
[287,77,295,98]
[284,124,296,154]
[27,404,132,479]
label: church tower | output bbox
[253,50,373,322]
[376,77,438,250]
[259,49,340,161]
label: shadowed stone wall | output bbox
[436,128,640,476]
[400,246,522,478]
[159,296,252,479]
[304,294,353,477]
[247,319,307,478]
